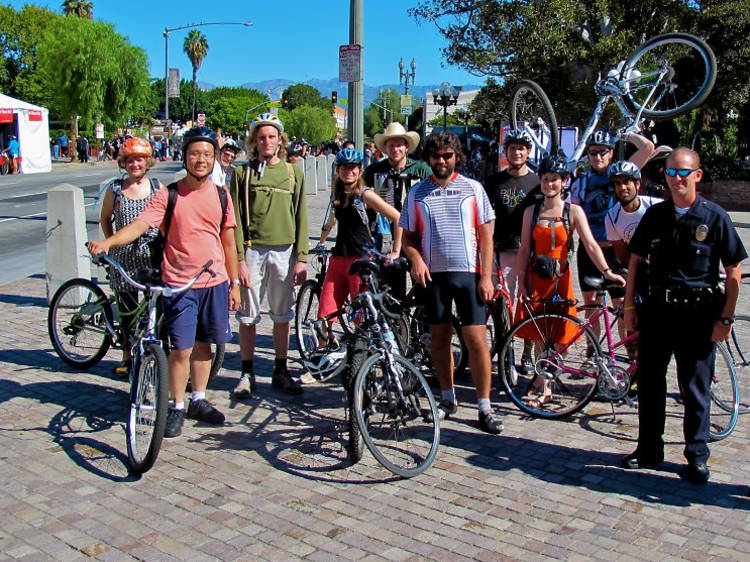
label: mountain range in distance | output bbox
[198,77,484,103]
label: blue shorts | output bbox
[161,283,232,350]
[423,272,487,326]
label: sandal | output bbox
[524,393,554,409]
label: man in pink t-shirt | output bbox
[89,127,241,439]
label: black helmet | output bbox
[503,129,533,148]
[182,126,218,153]
[538,152,569,177]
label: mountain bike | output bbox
[48,254,219,473]
[511,33,716,166]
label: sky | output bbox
[11,1,483,92]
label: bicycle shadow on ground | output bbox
[190,383,400,485]
[0,378,136,482]
[0,349,124,379]
[578,407,687,444]
[453,429,750,509]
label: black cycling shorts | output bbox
[577,246,625,298]
[423,272,487,326]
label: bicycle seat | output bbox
[135,268,162,285]
[349,258,381,277]
[583,275,626,291]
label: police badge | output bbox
[695,224,709,242]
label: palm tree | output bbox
[183,30,209,122]
[61,0,94,19]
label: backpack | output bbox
[149,181,229,270]
[528,201,573,279]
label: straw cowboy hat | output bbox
[374,122,420,153]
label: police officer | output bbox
[621,147,746,484]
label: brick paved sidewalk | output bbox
[1,184,749,560]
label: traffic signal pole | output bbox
[348,0,364,150]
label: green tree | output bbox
[183,29,209,122]
[204,86,269,133]
[281,84,333,112]
[364,88,405,137]
[61,0,94,19]
[37,16,150,160]
[468,78,510,137]
[151,78,209,125]
[282,105,336,146]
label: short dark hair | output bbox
[422,131,465,168]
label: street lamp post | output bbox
[398,58,416,95]
[432,82,461,131]
[163,21,253,122]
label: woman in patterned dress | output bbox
[98,137,164,375]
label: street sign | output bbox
[168,68,180,98]
[339,44,362,82]
[95,123,104,139]
[401,106,412,115]
[400,94,412,107]
[197,113,205,126]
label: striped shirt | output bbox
[399,172,495,273]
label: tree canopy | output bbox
[281,84,333,112]
[281,106,337,146]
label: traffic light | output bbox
[282,96,289,108]
[331,91,338,104]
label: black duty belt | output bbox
[648,286,723,306]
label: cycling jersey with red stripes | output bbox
[398,172,495,273]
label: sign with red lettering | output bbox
[28,110,42,122]
[0,108,13,123]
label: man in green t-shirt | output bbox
[230,113,308,397]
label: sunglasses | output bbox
[430,151,455,161]
[587,149,611,157]
[664,168,699,178]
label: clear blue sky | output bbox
[10,1,482,89]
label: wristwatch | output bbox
[719,316,734,326]
[231,279,241,286]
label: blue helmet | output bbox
[608,160,642,180]
[538,153,569,177]
[335,147,363,166]
[586,130,615,148]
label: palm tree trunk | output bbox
[192,68,197,122]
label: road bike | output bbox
[722,272,750,416]
[48,258,224,385]
[301,252,440,477]
[48,254,219,472]
[510,33,716,166]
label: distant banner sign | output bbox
[0,108,13,123]
[339,44,362,82]
[168,68,180,98]
[197,113,206,126]
[400,95,412,107]
[95,123,104,139]
[28,109,43,122]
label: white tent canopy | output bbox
[0,93,52,174]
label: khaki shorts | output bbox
[236,244,295,325]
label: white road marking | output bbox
[0,201,97,223]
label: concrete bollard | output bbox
[45,184,91,303]
[326,153,335,187]
[304,157,317,195]
[316,155,328,192]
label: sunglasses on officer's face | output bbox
[664,168,699,177]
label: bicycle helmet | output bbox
[538,153,569,177]
[119,137,152,159]
[608,160,642,181]
[503,129,533,148]
[220,138,240,153]
[302,347,348,382]
[249,112,284,137]
[182,126,218,152]
[586,130,615,149]
[334,147,363,166]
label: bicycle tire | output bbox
[1,159,9,175]
[353,353,440,477]
[295,280,321,360]
[621,32,716,120]
[346,336,368,463]
[48,278,112,369]
[452,316,470,377]
[729,314,750,414]
[499,312,600,419]
[708,342,739,441]
[127,343,169,473]
[510,79,560,155]
[207,343,225,386]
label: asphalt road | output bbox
[0,161,185,285]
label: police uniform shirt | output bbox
[628,195,747,290]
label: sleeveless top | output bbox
[332,190,373,257]
[109,178,159,293]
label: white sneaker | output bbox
[233,372,255,398]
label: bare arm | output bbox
[99,187,115,238]
[362,189,402,255]
[625,131,655,170]
[714,262,742,342]
[515,207,533,300]
[478,221,494,302]
[221,227,241,311]
[572,205,625,284]
[402,228,431,287]
[88,219,150,255]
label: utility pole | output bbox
[348,0,364,150]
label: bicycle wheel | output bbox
[48,278,112,368]
[708,342,739,441]
[346,336,368,463]
[1,159,9,175]
[353,353,440,477]
[207,343,225,386]
[499,312,600,418]
[295,280,320,360]
[127,343,169,473]
[621,32,716,120]
[729,314,750,414]
[510,79,559,155]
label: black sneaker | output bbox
[428,399,458,422]
[186,398,225,425]
[478,410,504,434]
[272,368,303,395]
[164,408,185,438]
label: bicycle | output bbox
[510,33,717,166]
[301,252,440,477]
[48,258,224,386]
[722,272,750,415]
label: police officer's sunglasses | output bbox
[664,168,699,177]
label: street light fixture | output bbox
[163,21,253,122]
[432,82,462,131]
[399,58,417,95]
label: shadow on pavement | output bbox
[455,429,750,509]
[0,292,47,307]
